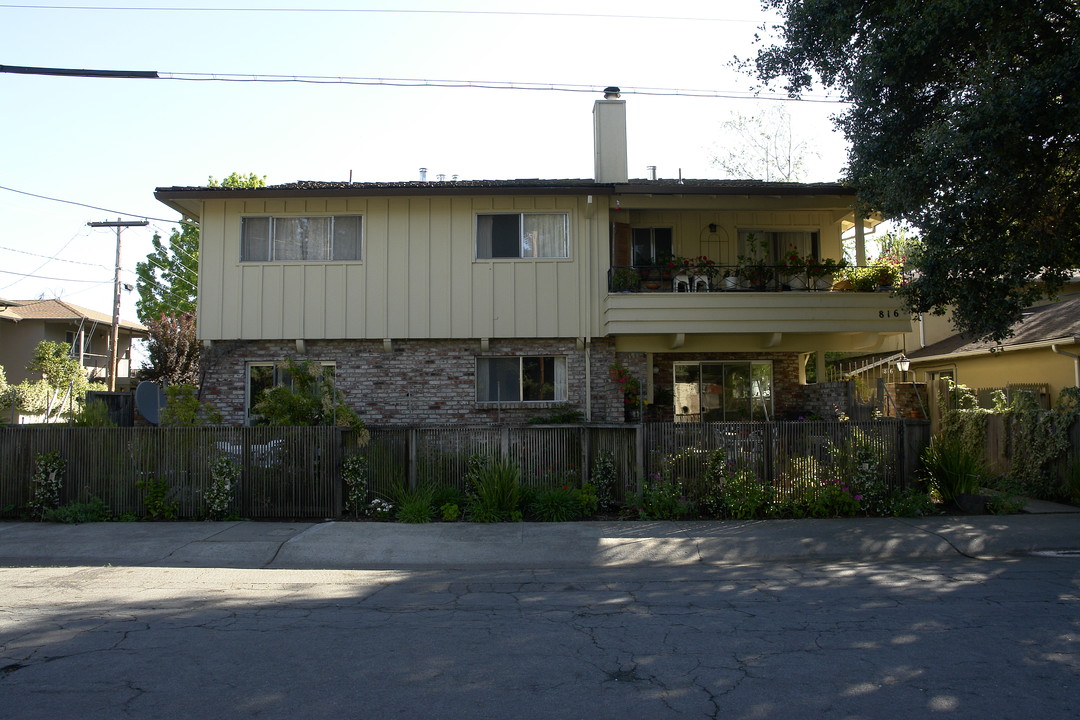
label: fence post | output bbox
[500,426,510,460]
[407,427,417,490]
[634,423,645,495]
[581,425,590,488]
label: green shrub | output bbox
[722,469,772,520]
[136,476,179,520]
[467,457,523,522]
[439,502,461,522]
[530,486,581,522]
[205,455,239,520]
[72,399,115,427]
[342,453,370,517]
[629,473,691,520]
[921,435,987,503]
[807,481,861,518]
[590,451,619,512]
[389,482,435,523]
[43,497,110,523]
[27,451,66,520]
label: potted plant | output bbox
[737,233,773,290]
[809,257,847,290]
[782,244,808,290]
[610,267,640,292]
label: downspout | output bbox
[1051,344,1080,387]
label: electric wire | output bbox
[0,5,765,24]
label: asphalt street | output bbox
[3,556,1078,719]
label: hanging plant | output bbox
[608,361,641,407]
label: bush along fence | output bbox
[934,382,1080,509]
[0,419,930,521]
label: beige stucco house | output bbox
[154,92,910,426]
[906,293,1080,408]
[0,297,146,390]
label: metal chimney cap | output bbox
[603,86,621,99]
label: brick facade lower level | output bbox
[199,338,823,426]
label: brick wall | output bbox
[200,339,828,426]
[201,338,632,426]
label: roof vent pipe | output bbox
[647,166,657,180]
[419,167,427,181]
[437,174,446,182]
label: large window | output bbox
[246,361,335,424]
[476,356,567,402]
[632,227,673,266]
[476,213,568,259]
[673,361,773,422]
[737,229,820,264]
[241,216,362,262]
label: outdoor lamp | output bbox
[896,356,911,373]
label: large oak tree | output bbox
[751,1,1079,341]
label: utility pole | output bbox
[88,219,148,391]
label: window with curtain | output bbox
[241,216,362,262]
[476,213,569,259]
[476,356,568,402]
[736,229,820,264]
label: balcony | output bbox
[603,265,911,351]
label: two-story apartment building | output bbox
[155,92,910,425]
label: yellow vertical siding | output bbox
[197,194,591,341]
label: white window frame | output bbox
[246,360,336,425]
[475,356,568,403]
[475,212,570,260]
[241,215,363,263]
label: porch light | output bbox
[896,356,911,373]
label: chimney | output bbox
[593,86,628,183]
[419,167,428,181]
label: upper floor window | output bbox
[738,229,820,264]
[241,216,362,262]
[632,227,673,266]
[476,213,568,259]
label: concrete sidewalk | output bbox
[2,513,1079,569]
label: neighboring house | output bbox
[906,294,1080,408]
[0,297,147,391]
[154,92,910,426]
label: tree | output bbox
[135,172,265,323]
[711,103,819,181]
[140,313,201,386]
[18,341,104,420]
[750,1,1080,341]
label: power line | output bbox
[0,5,764,24]
[0,65,844,104]
[0,243,113,269]
[0,267,111,283]
[0,184,187,223]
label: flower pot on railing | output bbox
[787,273,809,291]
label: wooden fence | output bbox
[1,420,927,520]
[0,426,345,520]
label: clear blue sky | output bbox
[0,1,850,332]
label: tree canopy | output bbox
[135,172,265,324]
[751,1,1080,341]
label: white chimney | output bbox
[593,87,628,183]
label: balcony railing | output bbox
[607,264,901,294]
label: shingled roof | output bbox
[909,295,1080,359]
[1,298,146,333]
